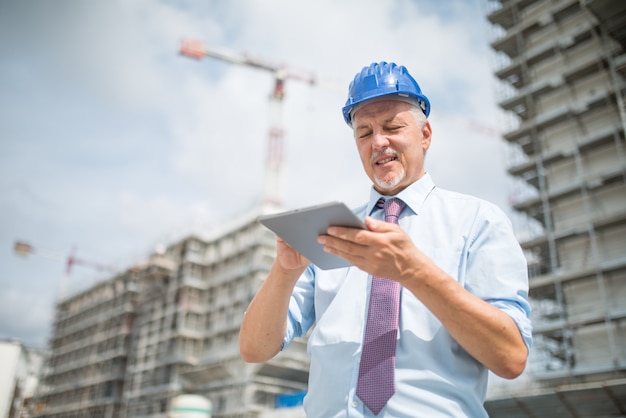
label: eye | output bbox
[357,130,372,140]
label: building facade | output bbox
[34,208,309,418]
[0,340,45,418]
[35,270,138,417]
[485,0,626,415]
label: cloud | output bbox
[0,0,512,347]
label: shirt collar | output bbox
[366,172,436,216]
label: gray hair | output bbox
[349,96,428,130]
[409,105,428,129]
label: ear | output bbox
[421,121,432,151]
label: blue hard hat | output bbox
[342,61,431,125]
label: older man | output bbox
[240,62,532,417]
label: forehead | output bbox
[352,99,414,124]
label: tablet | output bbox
[258,201,366,270]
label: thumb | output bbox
[364,216,395,232]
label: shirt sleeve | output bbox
[465,203,533,350]
[282,264,317,350]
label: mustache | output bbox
[371,148,398,164]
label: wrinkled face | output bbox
[352,99,432,196]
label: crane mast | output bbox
[179,39,315,207]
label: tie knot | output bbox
[377,198,405,224]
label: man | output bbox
[239,61,532,417]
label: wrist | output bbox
[271,261,306,285]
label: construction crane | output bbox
[14,240,116,299]
[179,39,316,208]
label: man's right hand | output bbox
[275,237,310,272]
[239,237,308,363]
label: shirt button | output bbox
[352,400,359,408]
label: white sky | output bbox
[0,0,516,348]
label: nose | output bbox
[371,130,390,150]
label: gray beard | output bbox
[374,167,405,191]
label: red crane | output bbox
[14,241,116,299]
[179,39,316,207]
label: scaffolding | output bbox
[33,272,137,418]
[33,209,309,418]
[484,0,626,415]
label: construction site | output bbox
[31,211,309,418]
[27,37,312,418]
[16,0,626,417]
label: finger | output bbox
[318,234,367,256]
[326,224,372,242]
[364,216,398,232]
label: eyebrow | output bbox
[355,115,400,131]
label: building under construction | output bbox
[33,209,309,418]
[484,0,626,415]
[34,269,137,417]
[31,40,315,418]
